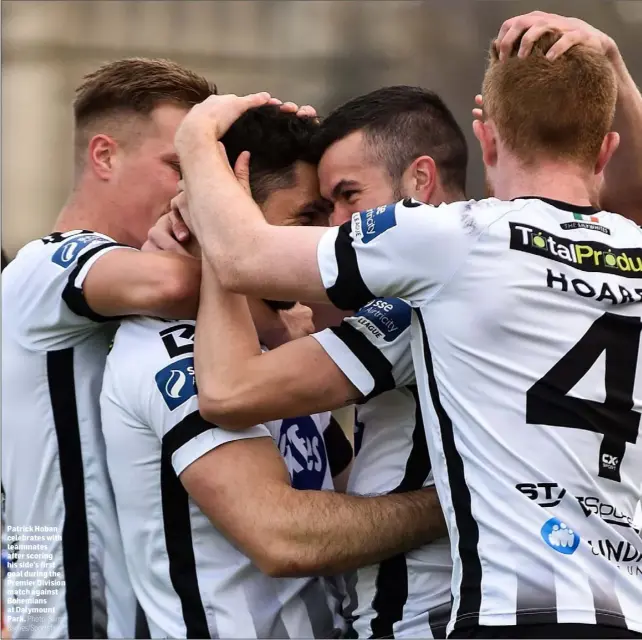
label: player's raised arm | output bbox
[177,118,330,302]
[178,100,476,308]
[195,259,361,428]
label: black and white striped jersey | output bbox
[1,231,137,638]
[316,197,642,636]
[313,298,451,638]
[100,316,346,639]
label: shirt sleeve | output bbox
[147,353,271,476]
[316,199,479,311]
[5,231,135,350]
[311,297,415,399]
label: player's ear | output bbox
[473,119,498,169]
[88,134,119,181]
[400,155,437,203]
[410,155,437,203]
[595,132,620,176]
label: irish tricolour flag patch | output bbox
[573,212,599,223]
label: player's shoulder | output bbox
[110,317,197,412]
[347,297,412,344]
[112,317,195,368]
[4,230,119,284]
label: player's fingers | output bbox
[278,101,299,113]
[518,23,551,57]
[242,92,273,110]
[475,94,483,107]
[497,23,530,60]
[169,207,190,242]
[297,105,318,119]
[545,30,582,60]
[233,151,252,195]
[472,108,484,121]
[496,17,519,46]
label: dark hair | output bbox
[74,57,216,127]
[221,105,320,204]
[312,85,468,195]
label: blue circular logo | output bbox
[541,517,580,555]
[278,416,327,490]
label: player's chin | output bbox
[263,299,296,311]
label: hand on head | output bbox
[494,10,617,62]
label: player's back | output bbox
[409,198,642,634]
[101,315,344,639]
[1,232,136,638]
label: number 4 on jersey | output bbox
[527,312,642,482]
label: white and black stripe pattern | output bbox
[47,348,98,638]
[160,411,212,638]
[414,310,482,632]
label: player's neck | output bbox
[53,190,140,248]
[492,158,598,209]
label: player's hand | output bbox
[170,191,193,235]
[279,303,316,341]
[276,101,319,120]
[175,92,274,152]
[495,11,618,62]
[143,211,192,256]
[472,94,484,122]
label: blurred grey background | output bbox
[2,0,641,257]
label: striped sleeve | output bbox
[311,298,415,400]
[316,199,475,310]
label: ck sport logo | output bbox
[510,223,642,278]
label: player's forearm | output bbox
[602,51,642,221]
[195,260,265,426]
[182,146,272,291]
[264,487,446,577]
[182,144,329,302]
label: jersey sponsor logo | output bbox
[159,324,195,358]
[546,269,642,304]
[155,357,196,410]
[540,517,580,554]
[516,482,566,507]
[510,222,642,278]
[587,538,642,566]
[352,204,397,244]
[51,234,107,267]
[354,298,411,343]
[577,496,638,530]
[278,416,327,490]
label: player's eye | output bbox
[168,161,182,177]
[341,190,359,204]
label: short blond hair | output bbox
[482,31,617,168]
[73,58,216,165]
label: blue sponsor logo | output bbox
[51,234,106,267]
[278,416,327,490]
[541,517,580,555]
[355,297,411,343]
[155,357,196,411]
[354,204,397,244]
